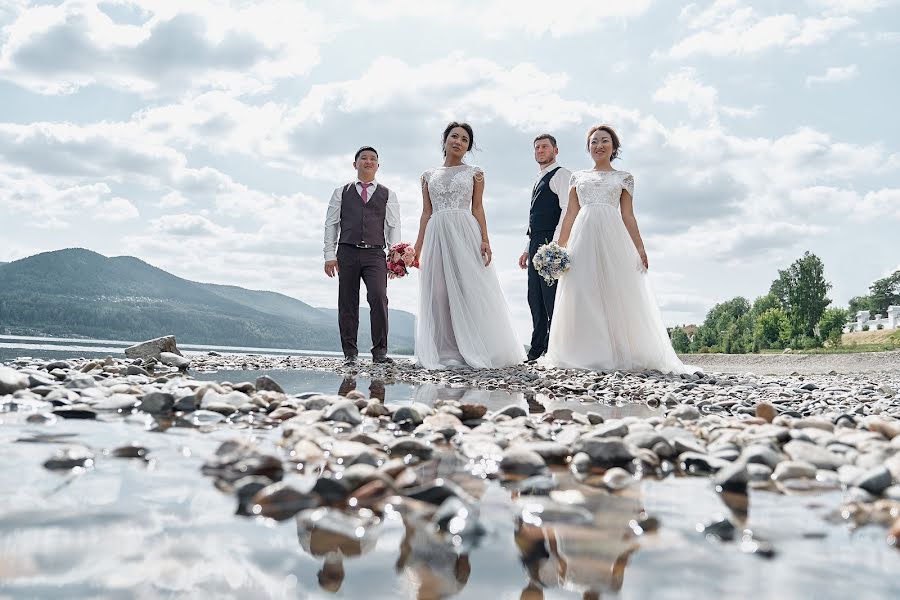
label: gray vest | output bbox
[338,183,389,247]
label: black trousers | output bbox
[336,244,388,358]
[527,231,557,360]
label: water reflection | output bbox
[338,377,386,401]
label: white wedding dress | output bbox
[416,165,525,369]
[542,169,693,374]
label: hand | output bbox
[481,241,492,267]
[638,248,648,271]
[324,260,339,277]
[518,252,528,269]
[413,247,422,268]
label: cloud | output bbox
[665,2,857,58]
[653,67,758,121]
[0,0,333,96]
[805,64,859,86]
[345,0,655,38]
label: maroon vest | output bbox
[338,183,389,247]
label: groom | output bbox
[323,146,401,365]
[519,134,571,362]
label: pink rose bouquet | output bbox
[387,242,418,279]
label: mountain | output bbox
[0,248,415,353]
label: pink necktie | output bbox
[361,182,372,204]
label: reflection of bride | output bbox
[513,484,643,598]
[412,383,528,414]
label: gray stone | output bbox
[64,376,96,390]
[494,404,527,419]
[124,335,182,361]
[740,445,782,469]
[588,421,629,438]
[126,365,151,376]
[255,375,284,393]
[852,466,893,496]
[773,460,817,481]
[671,405,701,420]
[389,437,433,460]
[140,391,174,414]
[783,440,845,470]
[324,400,363,425]
[0,366,29,395]
[572,437,635,468]
[713,461,749,493]
[602,467,634,490]
[159,352,190,370]
[500,448,547,477]
[516,441,570,464]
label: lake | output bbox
[1,337,898,599]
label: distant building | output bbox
[843,307,900,332]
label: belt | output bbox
[353,243,383,249]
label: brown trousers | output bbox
[337,244,389,357]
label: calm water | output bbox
[1,340,899,599]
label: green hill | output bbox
[0,248,415,353]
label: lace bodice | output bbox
[422,165,483,212]
[569,169,634,209]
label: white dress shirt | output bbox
[323,179,401,262]
[524,161,572,253]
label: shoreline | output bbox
[2,351,899,554]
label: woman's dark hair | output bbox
[586,125,621,160]
[442,122,476,156]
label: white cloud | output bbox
[0,0,334,95]
[346,0,655,38]
[666,3,856,58]
[813,0,898,14]
[805,64,859,86]
[652,67,758,121]
[97,196,139,221]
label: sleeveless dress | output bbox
[541,169,693,374]
[416,165,525,369]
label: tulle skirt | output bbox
[416,209,525,369]
[541,204,694,374]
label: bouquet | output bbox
[386,242,418,279]
[532,242,570,286]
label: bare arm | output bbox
[556,186,580,248]
[470,170,492,266]
[620,189,648,270]
[413,175,433,265]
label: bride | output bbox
[542,125,693,374]
[413,122,525,369]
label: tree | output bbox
[696,297,752,353]
[753,307,791,350]
[848,295,872,315]
[818,307,849,345]
[769,251,832,338]
[670,327,691,353]
[751,293,780,320]
[868,270,900,315]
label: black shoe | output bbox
[343,355,358,366]
[372,356,394,364]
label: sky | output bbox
[1,0,899,343]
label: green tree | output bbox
[769,251,832,338]
[670,327,691,353]
[753,307,791,350]
[818,307,849,343]
[868,270,900,315]
[696,297,752,353]
[848,295,872,315]
[750,293,780,320]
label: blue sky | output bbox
[1,0,898,342]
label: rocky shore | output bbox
[2,343,900,566]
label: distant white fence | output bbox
[843,306,900,333]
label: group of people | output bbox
[322,122,691,375]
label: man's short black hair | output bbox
[533,134,557,148]
[354,146,378,161]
